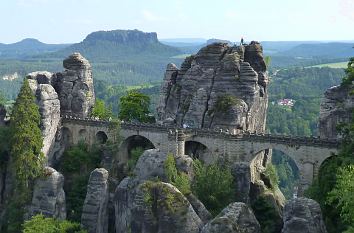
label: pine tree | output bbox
[10,79,44,188]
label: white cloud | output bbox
[224,10,238,20]
[16,0,50,7]
[141,9,164,22]
[339,0,354,21]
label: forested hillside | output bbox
[267,67,344,136]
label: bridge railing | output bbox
[61,115,340,148]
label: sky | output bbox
[0,0,353,44]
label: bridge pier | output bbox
[176,130,186,157]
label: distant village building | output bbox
[277,98,295,107]
[2,72,19,81]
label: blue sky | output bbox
[1,0,353,43]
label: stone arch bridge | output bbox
[61,116,339,194]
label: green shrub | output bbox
[265,163,279,190]
[192,160,234,216]
[327,165,354,227]
[251,196,279,233]
[22,214,86,233]
[59,143,101,222]
[60,142,100,174]
[214,94,241,112]
[127,147,144,171]
[164,154,191,195]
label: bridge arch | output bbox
[96,131,108,144]
[247,141,336,195]
[251,145,302,170]
[185,140,212,163]
[61,127,73,146]
[119,135,156,162]
[250,148,300,198]
[78,129,88,143]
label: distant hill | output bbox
[49,29,181,62]
[0,38,69,59]
[278,42,354,59]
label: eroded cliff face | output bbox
[26,53,95,165]
[157,41,268,134]
[319,84,354,139]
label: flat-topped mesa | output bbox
[157,41,269,134]
[319,84,354,139]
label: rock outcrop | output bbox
[232,162,251,204]
[114,149,204,233]
[26,53,95,165]
[249,151,285,232]
[29,167,66,220]
[157,41,268,134]
[54,53,95,118]
[201,202,261,233]
[319,84,354,139]
[27,71,61,164]
[282,198,327,233]
[130,181,202,233]
[81,168,109,233]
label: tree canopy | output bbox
[91,99,113,120]
[10,79,44,188]
[118,90,152,123]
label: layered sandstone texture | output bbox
[26,53,95,164]
[81,168,109,233]
[319,84,354,139]
[281,198,327,233]
[29,167,66,219]
[157,41,269,133]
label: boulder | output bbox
[115,149,203,233]
[282,198,327,233]
[186,193,212,224]
[133,149,168,181]
[29,167,66,220]
[130,181,202,233]
[201,202,261,233]
[81,168,109,233]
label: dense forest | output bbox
[267,67,344,136]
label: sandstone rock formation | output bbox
[282,198,327,233]
[54,53,95,118]
[29,167,66,219]
[26,53,95,165]
[248,151,285,232]
[27,71,61,164]
[130,181,202,233]
[114,149,204,233]
[81,168,109,233]
[319,84,354,139]
[157,41,268,134]
[201,202,261,233]
[133,149,168,181]
[186,193,213,224]
[232,162,251,204]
